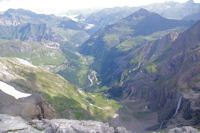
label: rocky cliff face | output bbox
[0,23,63,43]
[81,10,200,128]
[121,20,200,128]
[81,0,200,34]
[80,9,192,87]
[0,8,90,46]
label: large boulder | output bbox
[0,92,56,120]
[0,114,131,133]
[0,114,41,133]
[31,119,131,133]
[44,119,116,133]
[168,126,200,133]
[1,114,199,133]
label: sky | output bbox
[0,0,200,15]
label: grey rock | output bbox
[0,114,41,133]
[0,92,56,120]
[116,127,132,133]
[44,119,115,133]
[3,114,199,133]
[0,114,131,133]
[30,119,46,131]
[168,126,200,133]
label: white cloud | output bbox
[0,0,199,15]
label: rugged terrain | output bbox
[0,114,199,133]
[119,19,200,129]
[80,8,192,87]
[0,1,200,132]
[0,114,130,133]
[0,57,120,120]
[69,0,200,33]
[80,7,200,132]
[0,9,94,89]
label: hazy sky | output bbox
[0,0,199,15]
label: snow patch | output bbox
[89,103,103,110]
[16,58,36,68]
[0,81,31,99]
[113,113,119,118]
[67,15,79,22]
[77,88,87,97]
[85,24,94,30]
[91,94,96,98]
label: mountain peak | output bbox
[124,8,151,21]
[186,0,194,4]
[133,8,150,16]
[5,8,32,14]
[137,8,149,13]
[4,8,37,17]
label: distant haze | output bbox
[0,0,199,15]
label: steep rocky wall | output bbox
[120,21,200,129]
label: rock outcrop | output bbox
[40,119,119,133]
[168,126,200,133]
[109,20,200,129]
[0,114,131,133]
[1,114,200,133]
[0,114,41,133]
[0,92,56,120]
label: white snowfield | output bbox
[66,15,79,22]
[16,58,36,68]
[85,24,95,30]
[0,81,31,99]
[113,113,119,118]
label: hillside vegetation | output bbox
[0,57,120,121]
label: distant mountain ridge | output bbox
[81,8,192,54]
[0,8,89,44]
[119,20,200,128]
[113,8,192,36]
[80,7,200,129]
[73,0,200,33]
[0,23,62,42]
[1,8,77,27]
[0,4,200,132]
[0,8,95,89]
[144,0,200,19]
[80,9,193,87]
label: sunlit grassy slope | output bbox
[0,57,120,121]
[0,39,97,89]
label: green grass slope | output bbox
[80,9,191,88]
[0,39,97,89]
[0,39,65,68]
[0,57,120,121]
